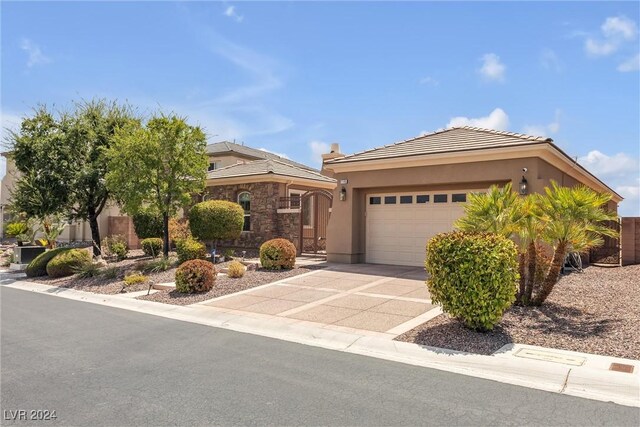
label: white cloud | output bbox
[617,53,640,72]
[309,141,331,166]
[478,53,506,82]
[523,109,561,137]
[259,147,289,159]
[577,150,639,178]
[419,76,439,86]
[584,15,638,58]
[447,108,509,130]
[540,48,563,72]
[20,38,51,67]
[616,179,640,216]
[224,5,244,23]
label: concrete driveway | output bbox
[199,264,439,338]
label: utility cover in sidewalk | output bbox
[514,348,586,366]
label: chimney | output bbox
[322,143,343,162]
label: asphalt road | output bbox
[1,287,638,426]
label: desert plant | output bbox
[175,259,216,293]
[259,238,296,270]
[5,222,29,237]
[169,217,191,245]
[46,249,92,278]
[140,256,177,274]
[102,235,129,261]
[223,248,235,259]
[425,232,519,331]
[73,262,102,279]
[39,215,67,248]
[25,247,71,277]
[189,200,244,244]
[226,260,245,278]
[132,209,164,239]
[175,237,207,264]
[100,266,119,279]
[124,273,148,286]
[141,238,163,257]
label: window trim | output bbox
[238,191,251,232]
[288,189,304,210]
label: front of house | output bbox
[321,127,622,266]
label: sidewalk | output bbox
[2,274,638,408]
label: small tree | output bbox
[189,200,244,248]
[106,114,208,257]
[132,208,164,239]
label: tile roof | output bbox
[325,126,554,164]
[206,141,316,171]
[207,159,336,183]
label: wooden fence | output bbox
[621,217,640,266]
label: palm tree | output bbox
[533,182,618,305]
[455,183,522,238]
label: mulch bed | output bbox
[137,266,317,305]
[396,264,640,360]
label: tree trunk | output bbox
[516,252,526,305]
[89,215,101,258]
[532,241,567,305]
[162,212,170,258]
[523,241,537,305]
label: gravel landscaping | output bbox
[137,266,317,305]
[396,264,640,360]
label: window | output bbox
[434,194,448,203]
[400,195,413,204]
[289,191,302,209]
[238,192,251,231]
[369,196,381,205]
[452,193,467,203]
[384,196,397,204]
[208,161,221,171]
[416,195,430,204]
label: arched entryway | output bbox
[299,190,332,255]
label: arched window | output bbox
[238,192,251,231]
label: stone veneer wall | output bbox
[204,182,300,251]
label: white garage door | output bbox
[365,191,469,267]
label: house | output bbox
[202,141,337,254]
[321,126,622,267]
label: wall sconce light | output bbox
[519,176,529,195]
[340,186,347,201]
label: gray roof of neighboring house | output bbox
[206,141,316,171]
[325,126,553,164]
[207,159,336,183]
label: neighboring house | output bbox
[203,141,336,253]
[321,126,622,266]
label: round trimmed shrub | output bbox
[141,238,163,257]
[176,237,207,264]
[425,232,518,331]
[189,200,244,242]
[46,249,92,278]
[259,238,296,270]
[175,259,216,293]
[226,260,245,278]
[26,248,71,277]
[132,209,164,239]
[102,235,129,261]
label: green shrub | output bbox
[175,259,216,293]
[141,238,163,257]
[5,222,29,237]
[102,235,129,261]
[73,262,102,278]
[189,200,244,242]
[25,248,71,277]
[259,238,296,270]
[223,248,235,259]
[425,232,518,331]
[132,209,164,239]
[139,256,177,274]
[226,260,245,278]
[176,237,207,264]
[46,249,92,278]
[124,273,148,286]
[100,266,120,279]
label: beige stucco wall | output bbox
[323,156,618,263]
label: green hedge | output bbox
[46,249,92,278]
[25,248,71,277]
[425,232,518,331]
[260,238,296,270]
[189,200,244,242]
[132,209,164,239]
[175,259,216,293]
[141,238,163,257]
[176,237,207,264]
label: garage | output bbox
[366,191,468,266]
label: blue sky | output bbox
[2,1,639,215]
